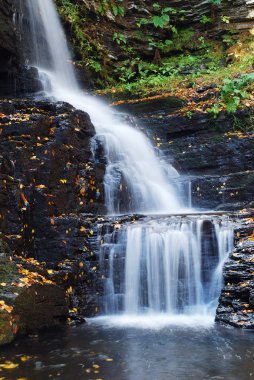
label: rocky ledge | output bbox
[115,97,254,211]
[216,219,254,328]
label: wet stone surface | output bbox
[216,223,254,328]
[0,98,106,343]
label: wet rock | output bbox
[0,98,106,344]
[0,0,20,95]
[0,99,105,259]
[216,224,254,329]
[0,247,68,345]
[250,289,254,308]
[118,99,254,211]
[14,283,68,331]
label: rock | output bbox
[216,224,254,328]
[14,283,68,331]
[249,289,254,308]
[0,99,105,260]
[116,98,254,211]
[0,1,43,96]
[0,248,68,345]
[0,98,106,345]
[0,0,19,95]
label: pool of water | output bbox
[0,318,253,380]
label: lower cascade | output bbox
[98,217,234,316]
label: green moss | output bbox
[0,240,17,283]
[0,310,15,346]
[167,28,196,52]
[232,113,254,132]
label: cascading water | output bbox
[25,0,181,215]
[24,0,234,324]
[98,217,233,318]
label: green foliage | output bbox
[221,74,254,113]
[113,32,127,45]
[137,4,184,30]
[233,115,254,133]
[112,50,222,94]
[98,0,124,17]
[56,0,105,76]
[221,15,230,24]
[201,15,212,24]
[88,60,102,73]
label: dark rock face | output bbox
[0,0,19,95]
[0,245,68,345]
[0,0,42,96]
[0,99,105,261]
[117,99,254,211]
[14,283,68,331]
[216,226,254,328]
[0,99,106,342]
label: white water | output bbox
[26,0,182,215]
[25,0,234,326]
[98,217,234,318]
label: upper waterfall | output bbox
[25,0,183,215]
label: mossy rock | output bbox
[0,310,18,346]
[14,284,68,332]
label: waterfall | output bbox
[24,0,234,322]
[98,217,233,316]
[25,0,182,215]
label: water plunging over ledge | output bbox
[97,216,233,323]
[24,0,235,324]
[26,0,182,215]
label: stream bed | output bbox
[0,320,253,380]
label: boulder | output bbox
[0,247,68,345]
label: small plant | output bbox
[201,15,212,24]
[98,0,124,17]
[186,111,193,119]
[137,5,184,30]
[113,32,127,45]
[222,34,235,46]
[87,60,102,73]
[221,74,254,112]
[221,15,230,24]
[209,103,221,117]
[198,36,207,48]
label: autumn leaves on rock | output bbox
[0,99,106,343]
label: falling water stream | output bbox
[23,0,236,324]
[1,2,252,379]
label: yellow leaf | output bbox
[20,355,31,362]
[0,362,19,369]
